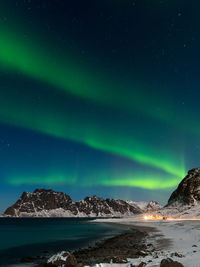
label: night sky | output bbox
[0,0,199,212]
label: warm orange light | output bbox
[143,214,175,220]
[142,214,200,221]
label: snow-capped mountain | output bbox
[167,168,200,206]
[127,200,162,212]
[3,189,147,217]
[159,168,200,218]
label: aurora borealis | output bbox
[0,0,200,211]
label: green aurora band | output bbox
[99,177,180,190]
[0,26,199,138]
[0,27,192,129]
[7,171,180,190]
[0,27,187,188]
[0,86,185,186]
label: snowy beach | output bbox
[92,217,200,267]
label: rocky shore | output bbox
[39,228,150,266]
[73,229,149,265]
[19,227,148,266]
[40,227,181,266]
[19,222,185,267]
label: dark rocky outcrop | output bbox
[4,189,74,216]
[3,189,143,217]
[160,258,184,267]
[138,263,146,267]
[47,251,77,267]
[167,168,200,206]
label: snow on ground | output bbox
[92,217,200,267]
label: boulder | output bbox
[136,250,149,257]
[47,251,77,267]
[170,252,183,258]
[160,258,184,267]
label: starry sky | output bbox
[0,0,199,212]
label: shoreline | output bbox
[45,220,156,266]
[103,221,172,250]
[3,219,130,267]
[0,218,126,267]
[5,217,199,266]
[90,217,200,266]
[72,227,149,266]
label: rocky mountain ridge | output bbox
[3,188,160,217]
[167,168,200,206]
[158,168,200,218]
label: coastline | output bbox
[45,219,156,266]
[102,221,173,251]
[5,217,200,266]
[91,217,200,266]
[71,225,149,266]
[0,218,130,267]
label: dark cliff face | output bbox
[3,189,142,217]
[4,189,73,216]
[76,196,142,216]
[167,168,200,206]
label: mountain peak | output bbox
[167,168,200,206]
[33,188,54,194]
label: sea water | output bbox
[0,218,125,266]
